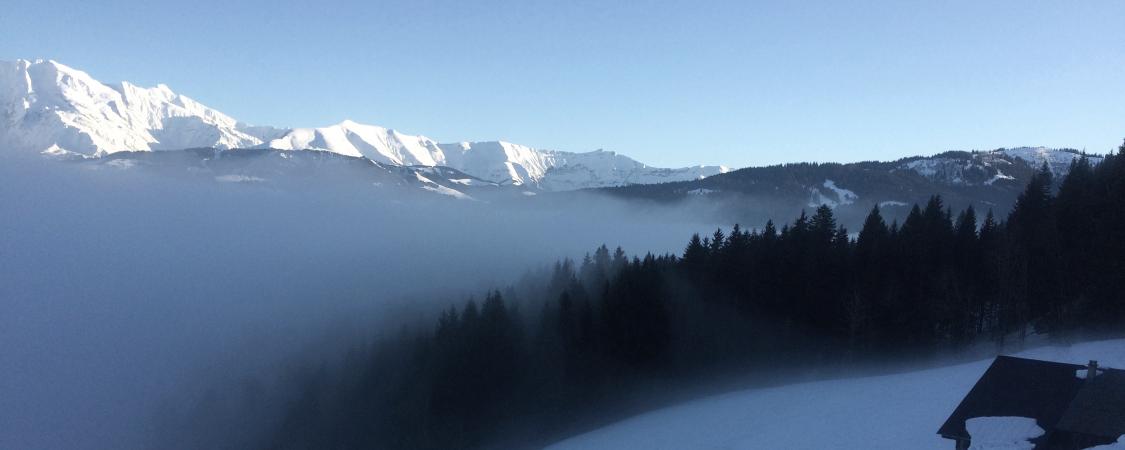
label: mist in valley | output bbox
[0,151,731,449]
[3,146,1124,450]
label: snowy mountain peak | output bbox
[267,130,729,190]
[266,121,444,166]
[0,58,263,156]
[1,59,727,190]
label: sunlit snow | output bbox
[549,339,1125,450]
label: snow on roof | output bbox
[938,356,1086,441]
[1076,368,1106,380]
[964,416,1043,450]
[1057,369,1125,439]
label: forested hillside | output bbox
[596,148,1097,229]
[254,146,1125,450]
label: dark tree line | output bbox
[265,147,1125,449]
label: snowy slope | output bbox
[434,142,729,189]
[807,179,858,208]
[900,148,1103,186]
[530,148,729,191]
[437,141,554,186]
[0,59,271,156]
[548,339,1125,450]
[1000,147,1102,176]
[267,120,446,166]
[271,131,730,189]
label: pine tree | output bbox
[1055,154,1098,323]
[1007,162,1062,331]
[761,220,778,244]
[853,204,889,349]
[951,206,979,345]
[710,228,726,256]
[810,205,837,245]
[857,205,887,252]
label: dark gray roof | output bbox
[1056,368,1125,438]
[937,356,1086,440]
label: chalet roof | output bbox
[1056,368,1125,438]
[937,356,1086,440]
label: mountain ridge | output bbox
[0,59,728,190]
[591,146,1104,230]
[1,58,1103,211]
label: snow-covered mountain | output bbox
[0,59,270,156]
[266,120,445,166]
[899,147,1102,186]
[998,146,1102,176]
[0,59,728,190]
[265,123,729,188]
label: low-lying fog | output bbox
[0,152,722,449]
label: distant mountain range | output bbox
[1,58,1105,224]
[600,147,1102,227]
[0,59,728,190]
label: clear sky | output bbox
[3,0,1123,168]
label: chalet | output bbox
[938,356,1125,449]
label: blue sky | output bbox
[3,0,1123,168]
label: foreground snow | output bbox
[549,339,1125,450]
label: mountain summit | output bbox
[0,59,265,155]
[0,59,729,190]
